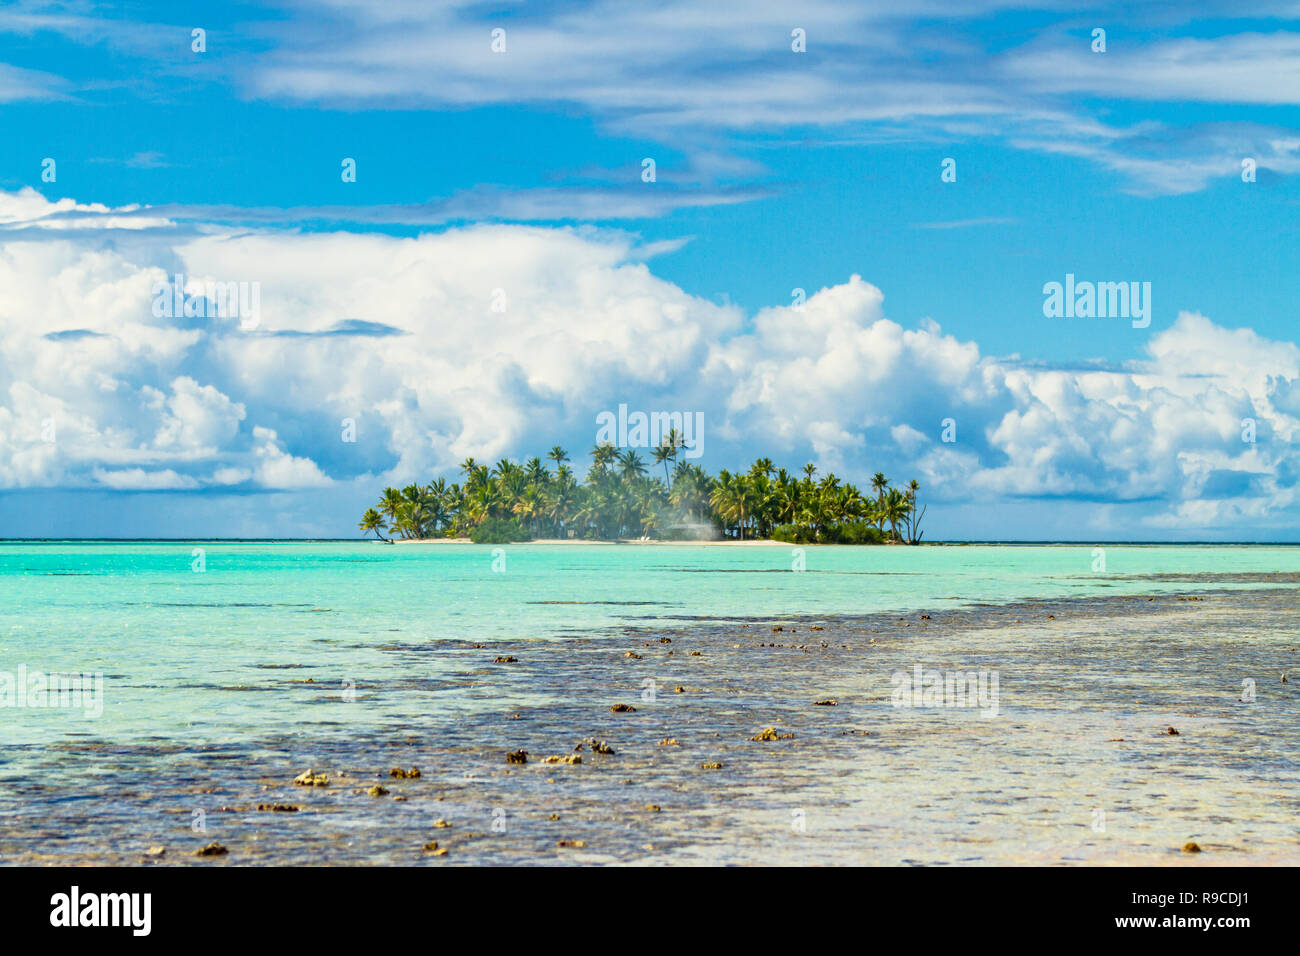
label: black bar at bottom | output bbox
[0,865,1281,943]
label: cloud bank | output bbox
[0,187,1296,536]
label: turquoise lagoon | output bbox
[0,541,1294,749]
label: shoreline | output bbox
[389,536,791,546]
[7,539,1300,547]
[6,582,1299,865]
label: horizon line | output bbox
[4,538,1300,546]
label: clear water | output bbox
[3,542,1298,866]
[1,541,1296,748]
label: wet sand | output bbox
[4,584,1299,866]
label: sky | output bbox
[0,0,1298,540]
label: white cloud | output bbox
[152,377,246,455]
[0,188,1297,534]
[0,187,171,231]
[251,427,332,489]
[6,4,1294,196]
[1002,33,1300,107]
[225,6,1300,194]
[0,61,67,102]
[91,467,200,490]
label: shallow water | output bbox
[1,542,1298,864]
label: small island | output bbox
[360,436,925,544]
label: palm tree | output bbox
[710,470,751,540]
[669,463,712,524]
[358,508,388,541]
[774,470,799,526]
[550,475,578,536]
[589,442,617,476]
[460,458,481,490]
[904,479,926,544]
[871,471,890,532]
[652,440,674,487]
[400,483,432,538]
[365,443,927,545]
[465,482,501,524]
[657,428,684,487]
[838,483,867,523]
[379,487,405,535]
[883,487,911,542]
[617,448,646,480]
[524,456,547,486]
[746,469,775,537]
[512,484,546,535]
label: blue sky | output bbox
[1,1,1298,539]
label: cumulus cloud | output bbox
[0,187,1296,533]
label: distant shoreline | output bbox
[5,538,1300,546]
[390,536,791,546]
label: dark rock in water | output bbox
[506,750,529,764]
[610,703,636,713]
[644,804,662,812]
[1182,841,1202,853]
[390,767,420,778]
[293,769,329,787]
[699,761,724,770]
[659,637,672,643]
[493,655,518,663]
[542,754,582,764]
[750,726,795,741]
[814,698,838,706]
[674,685,686,693]
[557,839,587,848]
[366,785,389,797]
[423,841,448,856]
[658,737,679,746]
[257,803,300,812]
[1166,727,1180,736]
[195,842,228,857]
[623,651,642,659]
[583,738,615,755]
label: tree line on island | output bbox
[359,431,926,545]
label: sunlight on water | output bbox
[2,542,1299,865]
[3,542,1298,747]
